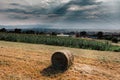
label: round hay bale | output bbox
[51,50,74,70]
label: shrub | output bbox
[97,31,103,39]
[112,37,118,43]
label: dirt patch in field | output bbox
[0,41,120,80]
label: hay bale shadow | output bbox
[40,65,65,77]
[41,50,74,77]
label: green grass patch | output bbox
[0,33,120,52]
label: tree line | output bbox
[0,28,119,43]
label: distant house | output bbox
[57,33,69,37]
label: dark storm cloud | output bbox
[0,0,102,21]
[0,0,119,25]
[10,3,21,6]
[52,0,102,22]
[0,8,27,14]
[9,15,29,20]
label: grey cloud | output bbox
[8,14,29,20]
[10,3,21,6]
[0,8,27,14]
[9,16,29,20]
[0,0,119,25]
[7,1,100,14]
[0,8,47,15]
[51,0,102,22]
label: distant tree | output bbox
[39,32,45,35]
[51,32,57,36]
[69,32,75,35]
[104,36,113,40]
[14,28,21,33]
[75,32,80,37]
[80,31,87,37]
[35,31,40,35]
[8,31,14,33]
[25,30,35,34]
[112,37,118,43]
[97,31,103,39]
[0,28,7,32]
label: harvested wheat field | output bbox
[0,41,120,80]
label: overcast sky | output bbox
[0,0,120,29]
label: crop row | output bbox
[0,33,120,52]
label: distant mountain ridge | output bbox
[0,24,120,33]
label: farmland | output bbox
[0,41,120,80]
[0,33,120,52]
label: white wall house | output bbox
[57,33,69,37]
